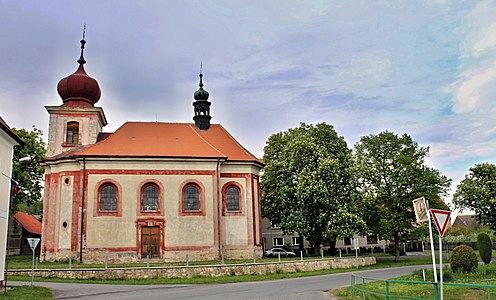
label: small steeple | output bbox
[193,65,212,130]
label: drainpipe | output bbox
[79,158,86,263]
[216,159,222,259]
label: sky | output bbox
[1,1,495,210]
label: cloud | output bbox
[449,1,496,114]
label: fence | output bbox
[351,274,496,300]
[7,257,376,280]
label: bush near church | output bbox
[477,232,492,264]
[450,244,478,273]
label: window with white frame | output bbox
[292,236,299,245]
[273,237,284,246]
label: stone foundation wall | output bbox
[8,257,375,280]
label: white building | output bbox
[0,116,23,287]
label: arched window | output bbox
[100,184,117,211]
[226,185,240,211]
[142,184,159,211]
[183,184,199,211]
[66,121,79,145]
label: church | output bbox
[40,36,264,263]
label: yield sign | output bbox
[431,209,451,237]
[27,238,40,252]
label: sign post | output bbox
[430,209,451,300]
[413,197,437,283]
[353,238,359,258]
[27,238,40,286]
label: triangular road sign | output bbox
[27,238,40,251]
[431,209,451,237]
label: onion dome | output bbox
[194,73,209,101]
[57,35,101,107]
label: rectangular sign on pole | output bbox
[353,238,359,250]
[413,197,428,223]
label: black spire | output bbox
[77,24,86,65]
[193,66,212,130]
[194,64,209,101]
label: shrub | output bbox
[450,245,478,273]
[477,232,492,264]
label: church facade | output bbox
[40,37,263,263]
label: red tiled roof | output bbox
[15,212,42,235]
[72,122,262,164]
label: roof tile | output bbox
[73,122,262,164]
[15,212,42,235]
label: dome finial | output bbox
[194,64,209,101]
[78,24,87,65]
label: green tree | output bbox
[261,123,367,253]
[11,127,46,213]
[453,163,496,231]
[354,131,451,261]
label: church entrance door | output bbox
[141,226,160,258]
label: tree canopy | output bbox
[453,163,496,231]
[12,127,46,213]
[261,123,367,250]
[354,131,451,261]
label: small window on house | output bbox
[66,121,80,145]
[292,236,300,246]
[273,237,284,246]
[183,184,199,211]
[344,237,352,246]
[270,223,281,229]
[100,184,117,211]
[226,185,240,211]
[367,235,378,244]
[142,184,159,211]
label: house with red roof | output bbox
[41,37,263,263]
[9,212,42,255]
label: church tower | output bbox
[46,31,107,157]
[192,70,211,130]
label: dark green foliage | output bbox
[11,127,46,213]
[354,131,451,262]
[261,123,367,250]
[453,163,496,231]
[450,245,478,273]
[477,232,492,264]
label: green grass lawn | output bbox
[332,263,496,300]
[0,286,52,299]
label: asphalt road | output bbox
[12,264,431,299]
